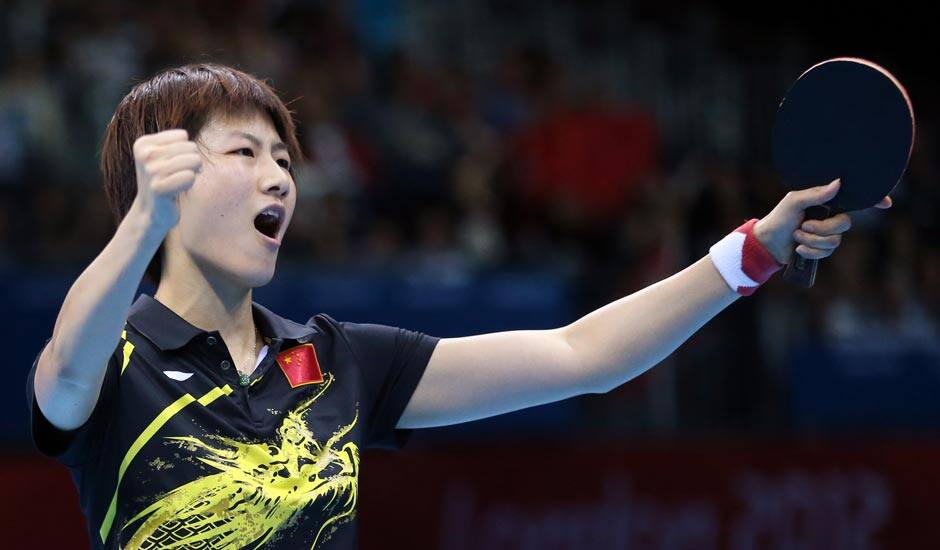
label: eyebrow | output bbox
[228,131,289,154]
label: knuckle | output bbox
[144,147,161,163]
[133,135,150,150]
[144,159,162,175]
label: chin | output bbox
[190,238,280,289]
[241,264,278,288]
[202,256,278,290]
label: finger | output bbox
[144,140,199,160]
[874,196,893,209]
[795,244,836,259]
[143,129,189,146]
[152,139,199,156]
[133,130,189,156]
[794,228,841,250]
[149,153,203,176]
[800,213,851,235]
[789,178,840,210]
[137,140,199,164]
[154,169,197,194]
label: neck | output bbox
[154,273,259,361]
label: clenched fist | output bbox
[131,129,202,231]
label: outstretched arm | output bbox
[397,254,735,429]
[397,179,890,430]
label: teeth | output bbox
[261,208,281,219]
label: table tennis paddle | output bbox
[772,57,915,287]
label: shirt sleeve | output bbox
[25,336,120,467]
[335,318,440,450]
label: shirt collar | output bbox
[127,293,317,352]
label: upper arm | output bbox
[396,327,599,430]
[32,338,112,432]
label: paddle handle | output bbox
[782,204,830,288]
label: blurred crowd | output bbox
[1,0,937,435]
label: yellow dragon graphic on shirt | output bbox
[120,374,359,549]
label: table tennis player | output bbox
[25,63,891,549]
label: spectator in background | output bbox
[507,47,659,231]
[1,0,937,438]
[511,102,659,236]
[369,51,462,222]
[0,53,71,186]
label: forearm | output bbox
[48,202,166,384]
[562,255,739,392]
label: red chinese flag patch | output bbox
[276,343,324,388]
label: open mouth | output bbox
[253,207,284,241]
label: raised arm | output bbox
[33,129,199,430]
[398,179,890,429]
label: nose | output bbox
[263,178,289,198]
[260,157,291,198]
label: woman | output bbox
[26,63,890,549]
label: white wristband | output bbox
[708,219,784,296]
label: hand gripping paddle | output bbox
[772,57,915,287]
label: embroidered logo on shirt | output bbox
[276,343,324,388]
[163,371,194,381]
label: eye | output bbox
[277,158,291,169]
[234,147,255,157]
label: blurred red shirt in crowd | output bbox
[512,105,659,224]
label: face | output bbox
[163,109,295,290]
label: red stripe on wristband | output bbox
[736,218,784,295]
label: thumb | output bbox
[792,178,840,210]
